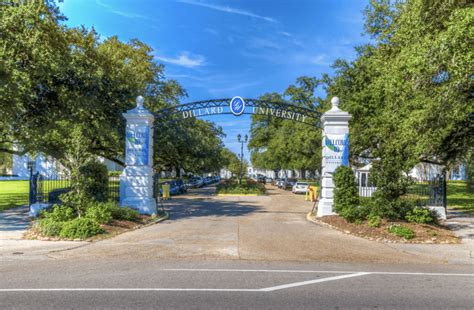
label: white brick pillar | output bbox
[317,97,352,217]
[120,96,157,215]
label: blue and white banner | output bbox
[322,133,349,173]
[125,125,149,166]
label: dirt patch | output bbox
[24,214,167,242]
[312,215,460,244]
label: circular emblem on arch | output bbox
[230,96,245,116]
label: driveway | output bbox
[49,185,456,264]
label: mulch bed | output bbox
[314,215,460,244]
[24,214,166,242]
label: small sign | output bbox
[322,133,349,173]
[230,96,245,116]
[125,125,149,166]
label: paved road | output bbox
[1,259,473,309]
[1,185,473,309]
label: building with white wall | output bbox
[11,154,123,180]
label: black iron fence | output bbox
[358,174,446,209]
[29,172,121,206]
[405,174,446,208]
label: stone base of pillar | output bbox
[317,198,336,217]
[428,206,447,220]
[121,197,157,215]
[120,166,157,215]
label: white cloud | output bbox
[204,28,219,35]
[309,54,331,66]
[248,37,281,50]
[154,52,206,68]
[177,0,277,23]
[278,31,292,37]
[96,0,147,19]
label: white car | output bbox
[292,182,309,194]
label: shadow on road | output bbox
[163,198,260,221]
[160,185,261,221]
[0,206,30,233]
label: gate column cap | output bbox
[124,95,154,117]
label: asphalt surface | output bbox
[1,259,473,309]
[1,185,473,309]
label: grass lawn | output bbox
[447,181,474,214]
[0,179,122,212]
[0,180,29,211]
[216,179,266,195]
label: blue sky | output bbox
[59,0,369,160]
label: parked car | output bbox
[265,177,273,184]
[292,182,309,194]
[272,178,281,186]
[186,176,204,188]
[277,179,285,188]
[256,175,266,184]
[203,177,212,185]
[175,179,187,194]
[283,178,297,190]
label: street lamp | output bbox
[237,134,248,185]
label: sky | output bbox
[58,0,370,160]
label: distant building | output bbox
[246,167,319,179]
[11,153,123,180]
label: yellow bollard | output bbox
[308,186,318,202]
[162,183,170,200]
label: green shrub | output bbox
[333,166,361,222]
[102,202,139,221]
[37,218,64,237]
[405,207,438,224]
[387,224,415,239]
[368,195,414,220]
[41,205,75,222]
[85,203,113,224]
[367,214,382,228]
[216,179,265,195]
[59,190,93,217]
[369,153,414,220]
[59,217,104,239]
[78,161,109,202]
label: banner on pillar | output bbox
[322,133,349,173]
[125,125,149,166]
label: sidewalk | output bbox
[0,206,87,261]
[390,210,474,265]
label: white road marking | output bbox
[0,288,260,292]
[162,268,474,277]
[2,270,473,293]
[0,273,366,293]
[260,272,370,292]
[162,268,351,274]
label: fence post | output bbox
[442,172,447,212]
[29,169,37,207]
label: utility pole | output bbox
[237,134,248,185]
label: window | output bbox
[361,173,367,187]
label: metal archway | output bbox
[153,98,321,127]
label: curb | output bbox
[143,211,169,227]
[305,212,459,245]
[29,212,170,244]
